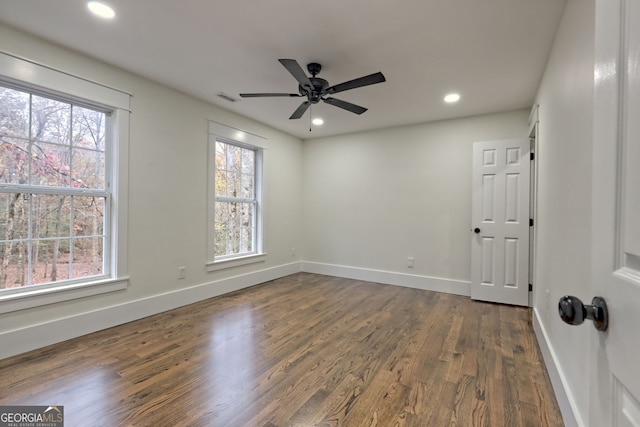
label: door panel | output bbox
[504,238,519,287]
[481,237,494,285]
[591,0,640,424]
[482,174,496,221]
[471,139,530,306]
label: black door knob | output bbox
[473,227,481,234]
[558,295,608,331]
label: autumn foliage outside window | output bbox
[0,84,108,290]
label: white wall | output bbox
[532,0,595,425]
[0,24,304,356]
[302,110,529,292]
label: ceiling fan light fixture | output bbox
[444,93,461,103]
[87,1,116,19]
[312,118,324,126]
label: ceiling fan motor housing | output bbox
[299,77,329,103]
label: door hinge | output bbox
[529,284,533,291]
[530,218,534,227]
[530,152,535,161]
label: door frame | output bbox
[528,105,539,308]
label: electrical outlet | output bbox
[291,247,296,258]
[407,257,414,268]
[178,266,186,279]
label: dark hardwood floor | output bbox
[0,273,563,426]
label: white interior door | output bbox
[471,139,530,306]
[590,0,640,425]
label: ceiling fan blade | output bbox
[323,97,368,115]
[239,93,302,98]
[279,59,313,91]
[326,72,386,95]
[289,101,311,119]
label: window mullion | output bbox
[0,186,107,197]
[215,196,255,204]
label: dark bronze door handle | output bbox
[558,295,608,331]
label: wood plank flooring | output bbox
[0,273,563,426]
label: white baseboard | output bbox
[1,261,302,360]
[301,261,470,296]
[533,308,582,427]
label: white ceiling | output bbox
[0,0,566,139]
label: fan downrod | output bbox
[307,63,322,77]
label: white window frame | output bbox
[0,52,130,314]
[207,121,266,271]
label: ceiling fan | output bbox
[239,59,386,119]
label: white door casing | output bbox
[590,0,640,425]
[471,139,530,306]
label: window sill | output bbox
[207,253,267,272]
[0,277,129,314]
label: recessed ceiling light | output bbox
[312,118,324,126]
[444,93,460,103]
[87,1,116,19]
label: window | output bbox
[0,85,108,289]
[0,52,129,313]
[207,122,266,269]
[214,140,257,257]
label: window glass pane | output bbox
[241,226,253,253]
[227,227,240,255]
[239,202,253,254]
[72,147,105,189]
[31,238,70,284]
[214,168,227,197]
[0,241,27,289]
[226,144,240,173]
[0,194,6,238]
[31,95,71,144]
[0,87,30,138]
[30,141,72,187]
[73,196,104,237]
[214,226,227,257]
[239,202,253,229]
[215,141,226,171]
[32,194,71,239]
[0,137,30,185]
[226,171,241,198]
[0,193,28,241]
[214,201,229,227]
[241,148,254,175]
[240,173,254,199]
[72,106,106,150]
[72,237,103,278]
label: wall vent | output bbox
[217,92,238,103]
